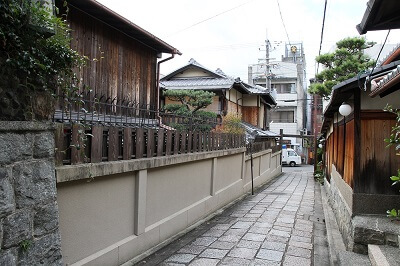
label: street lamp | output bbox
[339,102,352,116]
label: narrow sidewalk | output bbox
[136,165,329,265]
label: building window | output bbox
[272,83,296,93]
[271,111,294,123]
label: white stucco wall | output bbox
[56,148,282,265]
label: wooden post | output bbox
[198,131,203,152]
[174,131,179,155]
[123,128,132,160]
[147,129,155,158]
[193,131,198,152]
[166,130,172,155]
[187,131,192,153]
[136,128,144,159]
[181,131,187,154]
[91,125,104,163]
[354,88,361,191]
[108,127,119,161]
[157,129,164,156]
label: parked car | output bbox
[282,147,302,167]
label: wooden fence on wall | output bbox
[55,123,247,166]
[246,140,281,155]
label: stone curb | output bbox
[368,244,390,266]
[321,181,346,265]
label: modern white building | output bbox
[248,42,308,158]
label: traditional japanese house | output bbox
[160,58,276,129]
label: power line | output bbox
[369,30,391,77]
[276,0,291,45]
[316,0,328,75]
[168,0,255,37]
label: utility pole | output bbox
[265,31,271,92]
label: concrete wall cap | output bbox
[0,121,55,132]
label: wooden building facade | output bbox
[55,0,180,116]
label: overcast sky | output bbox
[96,0,400,84]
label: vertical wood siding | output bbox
[358,116,400,194]
[242,106,258,126]
[344,120,354,188]
[325,118,354,188]
[325,111,400,194]
[65,7,157,111]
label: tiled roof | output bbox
[372,64,400,96]
[243,83,268,94]
[64,0,181,55]
[241,122,279,142]
[376,44,400,66]
[160,78,234,90]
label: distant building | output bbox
[248,42,307,156]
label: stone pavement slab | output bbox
[136,165,329,265]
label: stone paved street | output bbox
[137,165,329,265]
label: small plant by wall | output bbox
[384,104,400,219]
[214,113,245,135]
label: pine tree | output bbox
[309,37,375,99]
[162,89,217,131]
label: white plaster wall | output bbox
[57,173,136,264]
[242,95,258,107]
[146,160,212,227]
[361,89,400,109]
[56,149,282,266]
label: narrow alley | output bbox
[133,165,329,266]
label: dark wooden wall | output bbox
[325,111,400,194]
[66,6,157,110]
[356,111,400,194]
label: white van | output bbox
[282,148,302,167]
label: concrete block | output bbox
[337,251,371,266]
[368,244,389,266]
[187,199,207,226]
[82,246,119,266]
[159,211,188,243]
[118,227,160,265]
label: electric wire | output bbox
[316,0,328,75]
[276,0,291,45]
[358,29,391,91]
[168,0,255,37]
[369,29,391,77]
